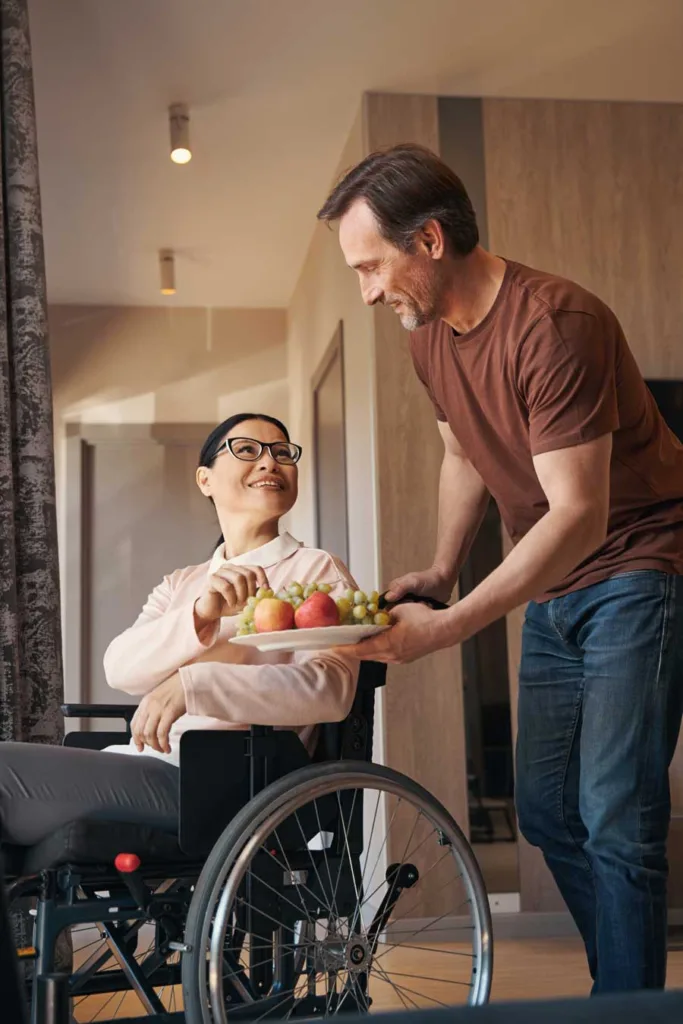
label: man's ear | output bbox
[196,466,212,497]
[418,219,446,260]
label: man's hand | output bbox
[384,566,454,604]
[334,602,455,664]
[131,673,186,755]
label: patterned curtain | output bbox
[0,0,63,745]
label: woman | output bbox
[0,414,359,847]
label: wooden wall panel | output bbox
[484,97,683,911]
[365,93,468,915]
[482,98,683,377]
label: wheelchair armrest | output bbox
[61,704,137,722]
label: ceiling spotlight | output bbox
[169,103,191,164]
[159,249,176,295]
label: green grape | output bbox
[370,591,380,606]
[255,587,268,600]
[354,590,367,605]
[242,606,254,623]
[247,596,258,609]
[374,612,391,627]
[345,588,355,602]
[292,596,304,608]
[263,588,274,599]
[353,604,367,620]
[276,590,289,601]
[303,584,316,598]
[318,583,332,594]
[288,583,303,597]
[363,616,373,626]
[367,602,378,615]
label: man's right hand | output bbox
[194,564,269,630]
[384,567,454,605]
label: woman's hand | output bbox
[131,673,187,754]
[194,564,269,630]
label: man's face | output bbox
[338,200,443,330]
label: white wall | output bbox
[49,303,288,622]
[286,110,379,590]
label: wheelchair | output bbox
[4,661,493,1022]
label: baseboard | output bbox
[388,906,683,943]
[491,911,579,939]
[385,911,580,942]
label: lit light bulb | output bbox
[171,146,191,165]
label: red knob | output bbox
[115,852,141,873]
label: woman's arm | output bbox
[180,650,359,726]
[104,571,220,697]
[177,551,360,726]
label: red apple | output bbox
[254,598,295,633]
[294,591,341,629]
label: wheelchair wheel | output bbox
[182,761,492,1021]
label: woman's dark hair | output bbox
[198,412,290,469]
[317,143,479,257]
[199,413,292,553]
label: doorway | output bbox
[63,422,219,726]
[460,498,519,895]
[312,323,349,565]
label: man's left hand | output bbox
[335,602,455,664]
[131,673,186,755]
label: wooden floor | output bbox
[72,939,683,1019]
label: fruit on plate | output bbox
[294,591,340,629]
[337,590,387,627]
[234,582,390,636]
[253,598,295,634]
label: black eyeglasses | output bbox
[214,437,303,466]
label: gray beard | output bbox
[398,306,434,331]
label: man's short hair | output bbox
[317,143,479,257]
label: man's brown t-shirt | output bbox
[410,260,683,601]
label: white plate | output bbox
[229,624,389,653]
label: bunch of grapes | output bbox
[235,583,391,637]
[336,589,391,628]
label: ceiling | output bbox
[29,0,683,308]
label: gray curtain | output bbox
[0,0,63,745]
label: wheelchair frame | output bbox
[5,662,385,1023]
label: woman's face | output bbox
[197,418,298,520]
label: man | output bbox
[319,144,683,993]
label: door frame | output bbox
[63,422,214,709]
[311,322,349,563]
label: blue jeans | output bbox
[516,570,683,993]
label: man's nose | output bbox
[361,282,383,307]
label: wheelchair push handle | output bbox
[378,591,449,612]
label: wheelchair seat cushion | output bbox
[10,818,187,876]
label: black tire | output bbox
[182,760,493,1023]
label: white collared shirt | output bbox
[208,531,303,575]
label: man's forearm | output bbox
[439,505,606,644]
[432,451,490,588]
